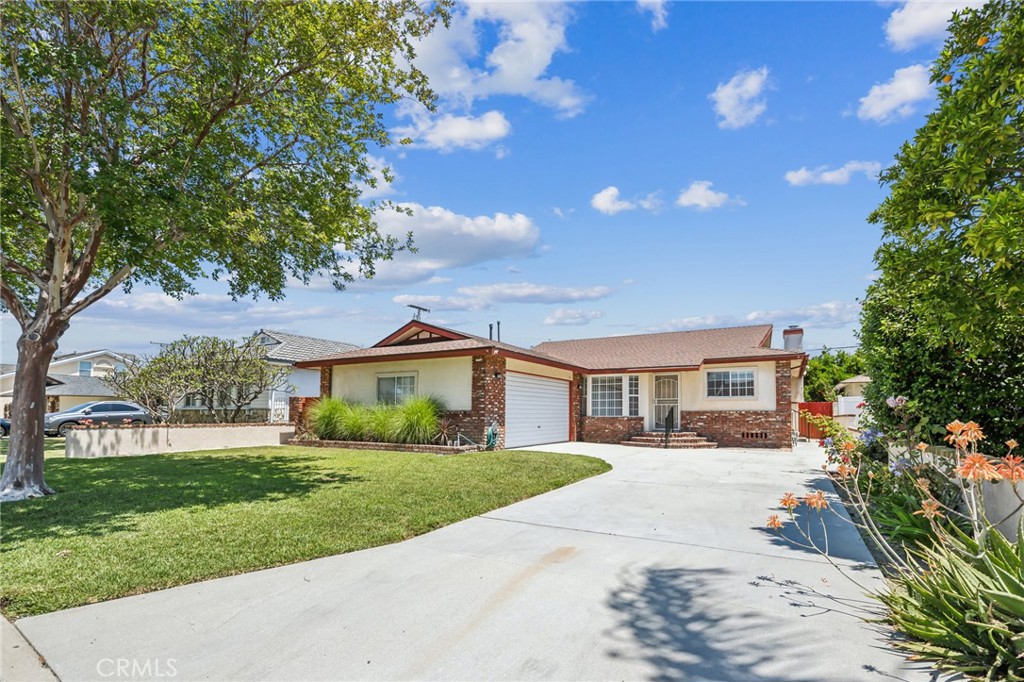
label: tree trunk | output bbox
[0,325,62,501]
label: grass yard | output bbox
[0,446,610,618]
[0,436,65,458]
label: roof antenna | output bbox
[406,304,430,321]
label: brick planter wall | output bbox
[288,439,480,455]
[582,416,644,443]
[678,360,794,449]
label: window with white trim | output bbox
[589,375,640,417]
[78,361,93,376]
[706,369,755,398]
[377,374,416,404]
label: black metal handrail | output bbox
[663,406,675,448]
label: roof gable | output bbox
[373,321,469,347]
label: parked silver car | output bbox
[44,401,154,437]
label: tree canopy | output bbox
[866,0,1023,356]
[802,348,866,403]
[861,0,1024,444]
[0,0,450,499]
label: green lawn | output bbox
[0,446,610,618]
[0,436,65,458]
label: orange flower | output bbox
[962,421,985,443]
[804,490,828,511]
[996,455,1024,482]
[1007,439,1019,451]
[942,74,953,84]
[977,35,989,46]
[915,477,931,493]
[780,492,799,510]
[841,441,856,453]
[913,499,944,519]
[915,442,929,453]
[766,514,784,530]
[946,420,966,436]
[835,464,855,480]
[957,453,1002,481]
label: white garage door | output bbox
[504,372,570,448]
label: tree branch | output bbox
[0,278,29,329]
[0,253,46,289]
[64,262,134,318]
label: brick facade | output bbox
[677,361,794,449]
[319,367,332,397]
[442,352,507,449]
[581,416,644,443]
[569,372,584,442]
[289,396,320,437]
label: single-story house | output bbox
[834,374,870,397]
[179,329,360,422]
[296,320,807,450]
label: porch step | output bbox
[620,439,718,449]
[620,431,719,449]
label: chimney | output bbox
[783,325,803,352]
[489,323,494,340]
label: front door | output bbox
[653,375,679,430]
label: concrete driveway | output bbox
[18,443,937,681]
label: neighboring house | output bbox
[0,350,125,416]
[179,329,360,422]
[834,374,870,426]
[296,320,807,450]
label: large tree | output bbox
[0,1,449,499]
[802,348,865,403]
[861,0,1024,442]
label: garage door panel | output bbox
[505,372,569,448]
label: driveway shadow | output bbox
[1,452,359,542]
[755,474,878,567]
[605,565,822,681]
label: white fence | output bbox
[269,391,290,423]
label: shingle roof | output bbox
[533,324,799,371]
[835,374,871,387]
[296,321,579,369]
[0,375,118,398]
[258,330,360,364]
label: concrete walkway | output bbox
[18,443,938,681]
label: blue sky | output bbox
[1,1,977,361]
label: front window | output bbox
[707,369,755,398]
[377,374,416,404]
[589,375,640,417]
[78,361,93,376]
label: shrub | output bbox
[337,403,372,441]
[880,523,1024,681]
[308,397,346,441]
[394,395,446,444]
[367,403,399,443]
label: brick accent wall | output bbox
[582,416,644,443]
[569,372,584,442]
[320,367,332,397]
[677,360,793,449]
[443,352,506,449]
[289,396,319,437]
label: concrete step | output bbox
[627,436,710,444]
[620,440,718,449]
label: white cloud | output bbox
[411,2,589,119]
[884,1,984,51]
[784,160,882,186]
[337,203,540,288]
[394,109,511,152]
[637,0,668,31]
[675,181,735,211]
[857,64,932,123]
[638,192,663,211]
[394,282,613,312]
[591,186,636,215]
[709,66,770,129]
[650,300,861,333]
[544,308,604,326]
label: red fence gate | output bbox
[798,401,834,439]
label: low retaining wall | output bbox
[66,424,295,458]
[289,439,481,455]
